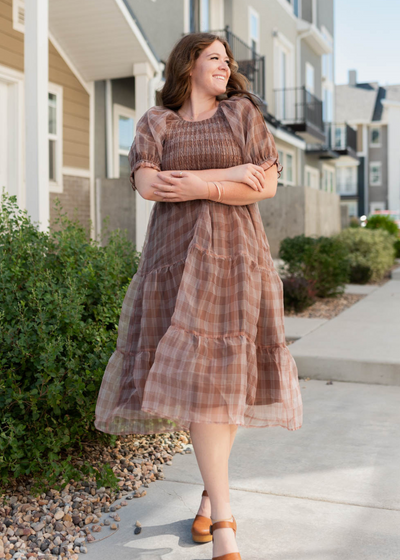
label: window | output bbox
[304,165,320,189]
[334,125,346,150]
[249,7,260,55]
[370,127,381,147]
[336,166,357,195]
[341,200,358,218]
[48,83,63,192]
[322,165,335,193]
[190,0,210,32]
[273,33,295,121]
[113,104,135,179]
[370,202,385,213]
[277,147,295,185]
[306,62,314,94]
[369,162,382,186]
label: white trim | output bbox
[0,64,25,207]
[88,81,95,240]
[62,167,91,178]
[48,82,63,194]
[369,161,382,187]
[183,0,190,33]
[48,32,90,95]
[276,0,297,20]
[114,0,159,73]
[276,144,296,186]
[248,6,260,53]
[113,103,136,179]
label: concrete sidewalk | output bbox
[84,380,400,560]
[290,280,400,385]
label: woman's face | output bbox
[190,40,231,96]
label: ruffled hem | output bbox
[94,325,303,435]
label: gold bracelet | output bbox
[213,181,221,202]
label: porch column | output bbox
[24,0,49,231]
[133,62,154,252]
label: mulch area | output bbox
[284,292,366,320]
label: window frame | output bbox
[48,82,63,194]
[369,161,382,187]
[248,7,260,54]
[370,127,381,148]
[277,146,295,186]
[305,62,315,95]
[113,103,136,180]
[304,164,320,190]
[322,163,335,193]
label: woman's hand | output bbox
[225,164,266,191]
[151,171,208,202]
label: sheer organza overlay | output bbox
[95,96,303,435]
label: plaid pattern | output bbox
[95,95,302,435]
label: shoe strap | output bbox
[210,518,236,535]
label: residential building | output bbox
[336,70,400,217]
[0,0,163,251]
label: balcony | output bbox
[307,123,359,162]
[203,26,266,108]
[274,86,325,143]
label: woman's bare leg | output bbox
[196,424,238,517]
[190,422,239,556]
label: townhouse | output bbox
[0,0,162,250]
[336,70,400,218]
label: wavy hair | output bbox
[160,32,263,116]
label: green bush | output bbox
[282,276,316,312]
[279,234,349,298]
[349,216,361,228]
[337,227,396,283]
[365,214,399,236]
[394,238,400,259]
[0,192,140,485]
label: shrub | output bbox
[349,216,360,228]
[0,192,140,485]
[279,234,350,298]
[365,214,399,236]
[337,227,396,283]
[394,238,400,259]
[282,276,316,312]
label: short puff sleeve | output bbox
[220,96,283,179]
[128,106,168,191]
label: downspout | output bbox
[105,79,114,179]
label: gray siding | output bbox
[368,125,388,207]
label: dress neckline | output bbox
[172,101,223,123]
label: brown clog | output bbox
[191,490,212,543]
[210,517,241,560]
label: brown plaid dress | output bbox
[95,95,303,435]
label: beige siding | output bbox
[0,0,89,169]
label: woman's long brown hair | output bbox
[159,32,263,116]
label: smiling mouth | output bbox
[213,76,226,81]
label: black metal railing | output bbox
[184,26,265,102]
[325,123,357,152]
[274,86,324,133]
[307,123,358,155]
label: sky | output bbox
[334,0,400,86]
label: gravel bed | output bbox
[284,292,366,320]
[0,431,192,560]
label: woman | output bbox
[95,32,303,560]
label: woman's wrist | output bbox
[205,181,224,202]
